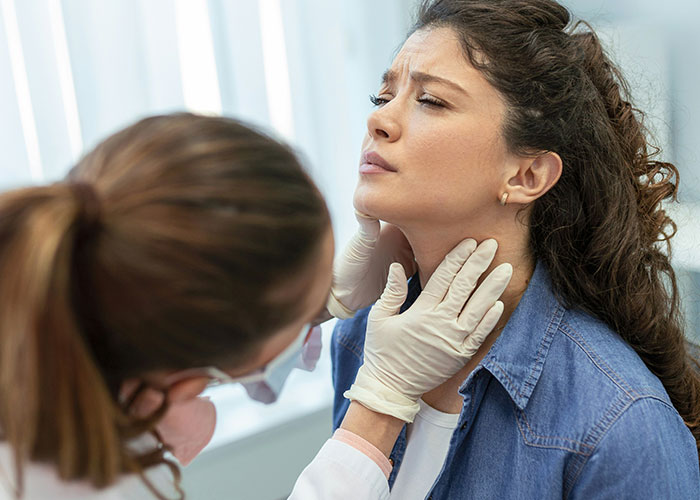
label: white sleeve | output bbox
[288,438,390,500]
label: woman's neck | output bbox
[401,220,534,334]
[399,219,535,414]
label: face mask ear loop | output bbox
[120,380,148,409]
[120,381,170,439]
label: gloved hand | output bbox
[326,211,415,319]
[344,239,512,422]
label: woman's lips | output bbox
[359,163,393,174]
[360,151,397,174]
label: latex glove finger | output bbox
[458,263,513,330]
[417,239,477,308]
[462,300,504,357]
[354,210,380,246]
[326,211,381,319]
[369,263,409,320]
[441,239,499,314]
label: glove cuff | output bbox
[326,290,356,320]
[344,383,420,424]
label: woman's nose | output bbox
[366,106,401,142]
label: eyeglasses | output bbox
[204,322,313,387]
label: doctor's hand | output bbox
[343,239,512,423]
[325,212,416,321]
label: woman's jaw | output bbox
[396,207,535,314]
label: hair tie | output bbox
[69,181,102,233]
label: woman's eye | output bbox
[369,94,390,107]
[417,96,445,108]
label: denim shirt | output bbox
[331,263,700,499]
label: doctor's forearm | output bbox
[339,401,404,458]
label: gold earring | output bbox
[500,192,509,206]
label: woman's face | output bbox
[354,27,516,228]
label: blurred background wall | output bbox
[0,1,698,498]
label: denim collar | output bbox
[402,261,565,411]
[478,262,565,410]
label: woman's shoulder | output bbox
[515,307,698,493]
[565,385,700,496]
[522,305,687,456]
[554,307,670,403]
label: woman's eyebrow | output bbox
[381,69,469,97]
[381,69,397,86]
[411,71,468,96]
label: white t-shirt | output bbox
[390,399,460,500]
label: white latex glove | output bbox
[344,239,512,422]
[327,211,415,319]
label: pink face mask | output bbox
[122,384,217,466]
[155,395,216,466]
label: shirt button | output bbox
[461,422,467,430]
[389,458,394,466]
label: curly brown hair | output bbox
[415,0,700,454]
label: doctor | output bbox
[0,113,511,499]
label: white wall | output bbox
[564,0,700,202]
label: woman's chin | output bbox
[353,189,388,220]
[353,186,419,226]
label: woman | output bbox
[0,112,511,499]
[332,0,700,498]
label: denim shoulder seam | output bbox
[558,321,637,398]
[564,394,674,497]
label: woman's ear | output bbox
[502,151,562,205]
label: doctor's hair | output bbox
[0,113,330,496]
[415,0,700,456]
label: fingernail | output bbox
[480,239,498,251]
